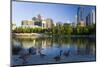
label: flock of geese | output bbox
[15,47,70,64]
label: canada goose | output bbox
[54,50,63,61]
[40,53,46,58]
[29,47,36,55]
[63,50,70,57]
[38,49,46,58]
[18,53,30,64]
[18,48,31,64]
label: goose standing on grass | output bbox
[54,50,63,61]
[63,50,70,57]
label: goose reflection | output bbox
[63,50,70,57]
[53,50,63,61]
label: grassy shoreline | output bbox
[12,33,95,38]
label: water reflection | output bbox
[12,37,96,66]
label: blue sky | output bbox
[12,1,96,26]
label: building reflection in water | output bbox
[12,37,95,56]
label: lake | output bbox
[11,36,96,66]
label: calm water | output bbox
[11,37,96,66]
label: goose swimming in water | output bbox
[54,50,63,61]
[18,48,31,64]
[38,49,46,58]
[63,50,70,57]
[29,47,36,55]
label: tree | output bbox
[63,24,73,35]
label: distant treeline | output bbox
[12,24,96,35]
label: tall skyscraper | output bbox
[92,10,96,24]
[77,6,84,24]
[75,15,77,27]
[86,9,96,26]
[86,14,90,26]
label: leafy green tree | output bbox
[63,24,73,35]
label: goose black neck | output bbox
[60,51,62,56]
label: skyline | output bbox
[12,1,96,26]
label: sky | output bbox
[12,1,96,26]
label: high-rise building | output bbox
[75,15,77,27]
[92,10,96,24]
[32,15,42,26]
[46,18,54,29]
[77,6,84,24]
[21,14,54,29]
[42,20,47,28]
[21,20,33,28]
[86,14,90,26]
[86,9,96,26]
